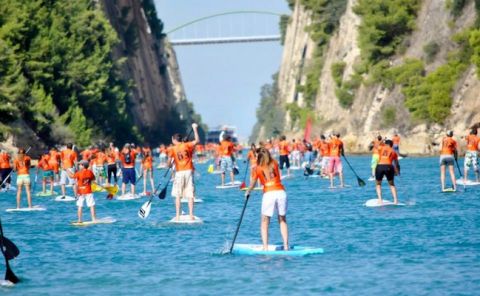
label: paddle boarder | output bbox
[245,147,289,251]
[69,160,96,223]
[219,134,236,186]
[37,150,54,194]
[141,147,154,195]
[440,131,458,192]
[278,136,291,177]
[60,143,78,198]
[328,134,344,188]
[13,149,33,209]
[464,128,479,183]
[0,149,12,191]
[168,123,200,221]
[119,144,137,196]
[375,140,400,204]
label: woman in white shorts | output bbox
[70,160,96,222]
[245,147,289,251]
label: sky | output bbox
[154,0,290,140]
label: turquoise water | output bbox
[0,157,479,295]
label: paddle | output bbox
[0,146,32,190]
[239,162,250,190]
[0,218,19,284]
[138,181,163,219]
[93,183,119,199]
[229,194,250,254]
[342,155,366,187]
[157,166,173,200]
[454,151,465,192]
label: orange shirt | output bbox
[440,137,457,155]
[171,141,195,171]
[106,150,117,165]
[14,156,31,175]
[143,155,153,169]
[319,141,330,157]
[252,160,285,193]
[74,169,95,195]
[372,140,383,154]
[392,135,400,145]
[328,138,343,157]
[61,149,77,169]
[219,140,234,157]
[93,152,106,166]
[38,155,52,171]
[279,140,290,156]
[81,149,92,161]
[247,150,257,166]
[378,146,398,165]
[466,135,480,152]
[119,150,136,168]
[0,152,11,169]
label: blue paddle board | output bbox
[232,244,323,256]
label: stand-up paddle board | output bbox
[169,215,203,224]
[240,187,263,191]
[210,170,223,175]
[328,185,352,189]
[442,188,456,193]
[0,186,16,192]
[280,175,295,180]
[0,280,14,287]
[55,195,76,202]
[365,199,405,207]
[290,166,301,170]
[232,244,324,256]
[156,164,168,169]
[180,198,203,203]
[36,191,57,197]
[6,206,46,212]
[456,179,480,186]
[117,193,142,200]
[216,181,242,189]
[71,217,116,226]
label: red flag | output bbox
[304,117,312,142]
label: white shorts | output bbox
[76,193,95,207]
[261,190,287,217]
[321,156,330,170]
[60,168,75,185]
[171,170,195,199]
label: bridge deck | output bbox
[169,35,281,46]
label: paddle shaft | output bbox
[0,218,19,283]
[342,155,363,181]
[229,195,250,254]
[0,146,32,188]
[241,161,250,183]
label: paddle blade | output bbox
[5,260,19,284]
[104,185,118,196]
[138,201,152,219]
[158,186,168,200]
[2,237,19,260]
[233,166,239,175]
[207,164,214,173]
[91,183,102,193]
[239,182,246,190]
[358,177,366,187]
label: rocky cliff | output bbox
[271,0,480,154]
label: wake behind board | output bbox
[232,244,324,256]
[55,195,76,202]
[0,186,17,192]
[365,199,405,207]
[180,198,203,203]
[169,215,203,224]
[456,179,480,186]
[71,217,116,226]
[6,206,46,212]
[0,280,14,287]
[117,193,142,200]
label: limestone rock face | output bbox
[273,0,480,154]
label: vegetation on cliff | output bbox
[0,0,140,146]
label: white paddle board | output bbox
[210,170,223,175]
[289,166,301,170]
[36,191,57,197]
[180,198,203,203]
[280,175,294,180]
[71,217,116,226]
[240,187,263,191]
[117,193,142,200]
[0,186,16,192]
[169,215,203,224]
[442,188,457,193]
[55,195,76,202]
[365,199,405,207]
[6,206,46,212]
[456,179,480,186]
[328,185,352,189]
[216,181,241,189]
[0,280,14,287]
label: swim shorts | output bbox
[76,193,95,207]
[439,155,455,166]
[375,164,395,182]
[279,155,290,169]
[328,156,343,174]
[371,154,379,169]
[464,151,479,171]
[60,168,75,185]
[261,190,287,217]
[16,174,30,186]
[220,156,233,173]
[122,167,136,184]
[171,169,194,199]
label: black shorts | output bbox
[279,155,290,169]
[375,164,394,182]
[0,168,12,187]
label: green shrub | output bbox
[331,61,346,86]
[279,15,290,45]
[335,87,354,108]
[382,106,397,126]
[423,41,440,63]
